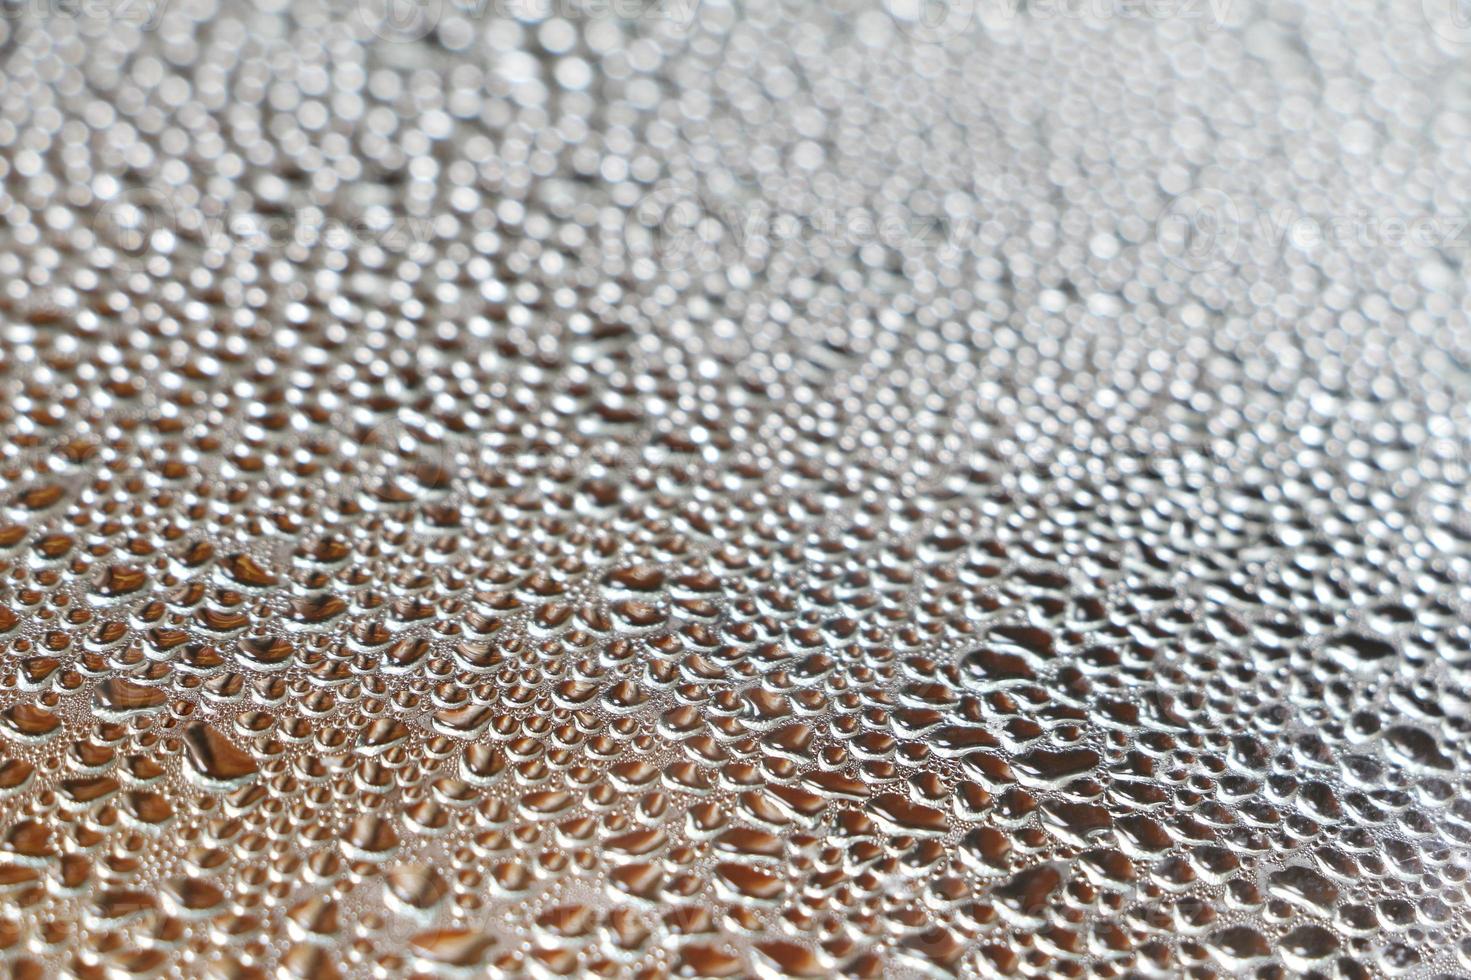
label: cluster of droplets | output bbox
[0,0,1470,976]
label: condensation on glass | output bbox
[0,0,1468,976]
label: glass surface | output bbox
[0,0,1468,976]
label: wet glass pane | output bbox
[0,0,1468,976]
